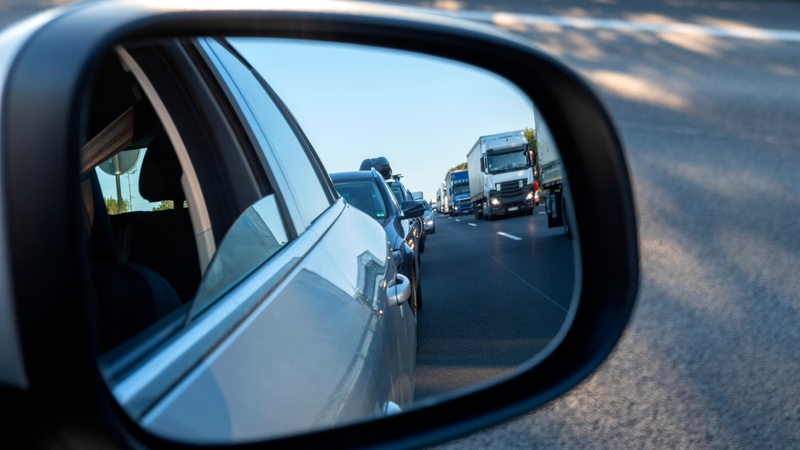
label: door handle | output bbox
[386,273,411,306]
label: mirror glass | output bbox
[88,36,575,444]
[232,37,576,395]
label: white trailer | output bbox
[535,108,571,238]
[467,130,536,220]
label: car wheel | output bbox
[416,279,422,313]
[562,193,572,239]
[410,268,422,316]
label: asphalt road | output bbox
[2,2,798,449]
[415,209,574,399]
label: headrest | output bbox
[139,135,184,203]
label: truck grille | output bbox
[496,180,527,197]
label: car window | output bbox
[200,38,331,232]
[91,39,320,433]
[389,182,406,204]
[190,194,289,318]
[83,40,293,350]
[334,179,388,220]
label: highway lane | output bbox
[415,209,575,399]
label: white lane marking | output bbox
[449,10,800,43]
[497,232,522,241]
[455,218,461,222]
[468,223,478,227]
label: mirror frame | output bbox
[2,2,639,448]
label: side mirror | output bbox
[0,2,639,450]
[401,200,425,219]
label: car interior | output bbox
[80,50,202,351]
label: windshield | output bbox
[450,172,469,195]
[389,182,406,203]
[334,180,389,221]
[486,147,529,174]
[452,185,470,195]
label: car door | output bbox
[94,37,415,444]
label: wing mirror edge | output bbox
[3,2,639,449]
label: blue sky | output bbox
[232,38,535,200]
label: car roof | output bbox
[330,170,380,182]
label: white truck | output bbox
[536,108,571,238]
[467,130,536,220]
[438,183,450,214]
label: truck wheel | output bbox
[474,204,482,219]
[547,191,563,228]
[561,192,572,239]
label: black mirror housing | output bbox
[0,2,639,449]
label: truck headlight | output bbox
[525,191,534,200]
[491,197,500,206]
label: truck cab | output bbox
[468,130,536,220]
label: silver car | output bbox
[1,30,417,442]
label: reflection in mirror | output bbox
[232,37,575,398]
[190,194,288,318]
[87,36,575,444]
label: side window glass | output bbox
[191,194,288,318]
[201,38,331,231]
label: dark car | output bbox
[388,177,427,253]
[360,157,426,253]
[331,169,425,315]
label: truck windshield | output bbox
[451,172,469,195]
[487,148,529,174]
[452,185,470,195]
